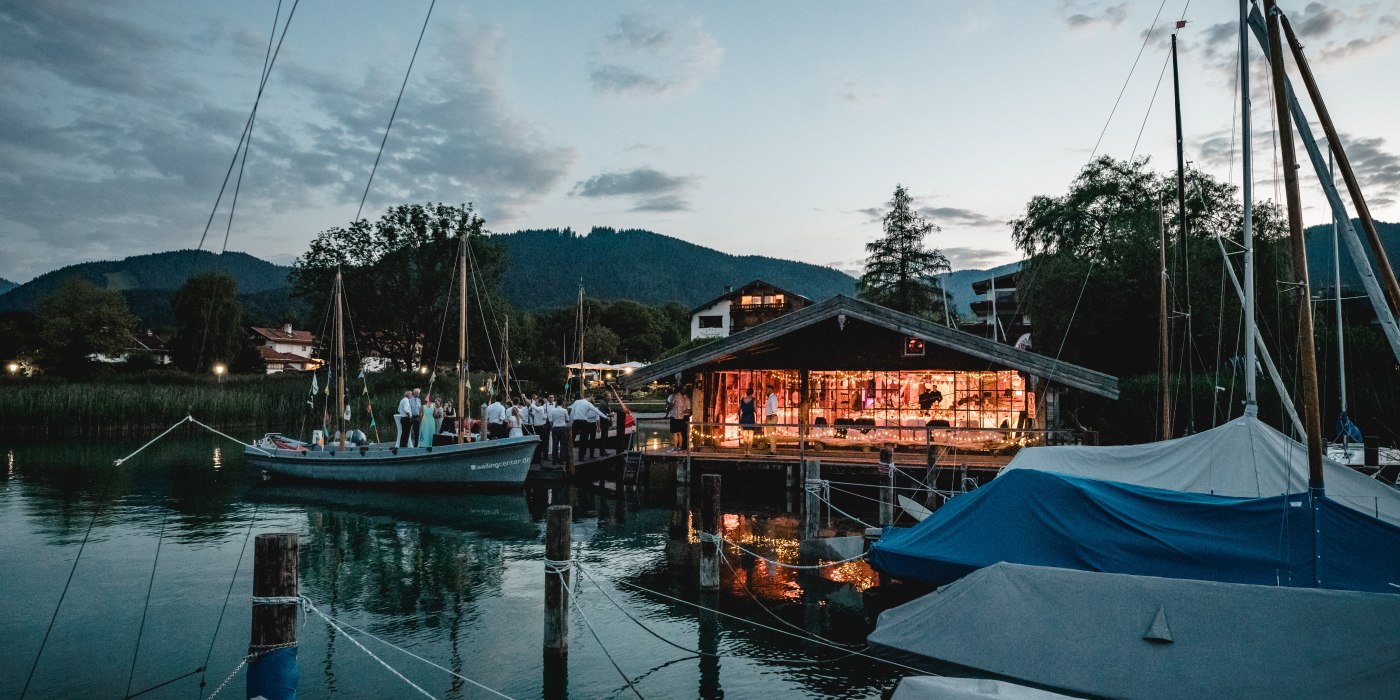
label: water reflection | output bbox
[2,435,909,699]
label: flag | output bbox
[357,370,365,380]
[1175,20,1187,29]
[324,369,331,395]
[310,374,318,395]
[344,406,352,421]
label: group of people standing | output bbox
[480,393,619,465]
[395,387,458,448]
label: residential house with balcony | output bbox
[690,280,811,340]
[252,324,318,373]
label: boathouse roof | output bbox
[622,295,1119,398]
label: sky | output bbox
[2,0,1400,284]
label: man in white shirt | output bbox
[666,386,691,452]
[569,396,605,460]
[396,390,414,447]
[527,395,550,463]
[765,389,779,454]
[484,395,508,439]
[547,400,569,464]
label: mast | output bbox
[1265,0,1324,487]
[1332,149,1348,428]
[1172,27,1194,433]
[575,281,585,400]
[457,233,466,444]
[1159,200,1171,440]
[1280,13,1400,322]
[503,317,511,403]
[335,270,346,451]
[1240,0,1258,416]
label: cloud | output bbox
[919,206,1000,228]
[0,6,577,280]
[589,14,723,97]
[943,247,1016,269]
[1192,126,1400,209]
[1342,134,1400,208]
[1060,1,1130,31]
[570,167,696,212]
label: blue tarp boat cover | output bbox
[868,469,1400,594]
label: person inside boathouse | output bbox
[620,295,1119,453]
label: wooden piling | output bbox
[700,474,721,591]
[544,505,571,656]
[249,533,298,700]
[563,426,576,478]
[880,467,895,527]
[803,460,821,541]
[677,451,691,485]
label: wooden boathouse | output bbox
[621,294,1119,477]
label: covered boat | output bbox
[870,563,1400,700]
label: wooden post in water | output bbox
[677,450,691,485]
[248,533,298,700]
[563,425,576,478]
[700,474,721,591]
[879,444,895,526]
[803,460,821,541]
[544,505,571,657]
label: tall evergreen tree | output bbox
[857,185,954,322]
[171,273,244,372]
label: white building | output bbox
[689,280,811,340]
[252,324,318,374]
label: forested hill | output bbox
[1304,219,1400,292]
[490,227,858,309]
[0,277,15,296]
[0,250,292,315]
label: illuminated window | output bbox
[903,337,926,356]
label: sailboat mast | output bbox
[1172,28,1194,433]
[503,318,511,403]
[1159,201,1171,441]
[458,233,466,444]
[1332,150,1347,420]
[335,270,346,451]
[1240,0,1258,416]
[1265,0,1324,486]
[576,281,584,401]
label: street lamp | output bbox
[6,362,18,375]
[419,365,429,375]
[213,363,226,383]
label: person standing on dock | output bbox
[739,388,758,445]
[485,394,508,439]
[547,399,568,464]
[666,386,690,452]
[569,395,605,460]
[529,395,550,463]
[765,387,779,454]
[410,388,424,447]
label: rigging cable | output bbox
[353,0,437,223]
[197,503,262,699]
[1088,0,1172,160]
[124,506,170,698]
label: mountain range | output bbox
[0,277,15,296]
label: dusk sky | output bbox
[3,1,1399,284]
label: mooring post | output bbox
[544,505,571,657]
[563,426,576,478]
[248,533,298,700]
[803,459,821,541]
[700,474,721,591]
[677,450,691,485]
[879,444,895,526]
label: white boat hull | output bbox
[245,435,538,486]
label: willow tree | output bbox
[857,185,954,323]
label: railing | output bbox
[634,418,1094,467]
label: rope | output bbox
[572,562,719,658]
[543,557,572,575]
[558,570,645,699]
[716,548,866,649]
[298,596,514,699]
[120,665,204,699]
[1088,0,1171,160]
[190,417,271,456]
[198,502,259,698]
[806,479,877,530]
[114,416,191,465]
[124,506,169,698]
[300,597,436,699]
[252,595,301,605]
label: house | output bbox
[252,324,318,374]
[90,330,174,365]
[961,270,1028,344]
[623,295,1117,446]
[689,280,811,340]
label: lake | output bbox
[1,432,920,699]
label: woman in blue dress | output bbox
[738,388,758,444]
[420,399,438,447]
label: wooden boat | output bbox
[248,236,538,486]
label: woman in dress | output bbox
[738,388,758,444]
[507,400,524,438]
[419,399,438,447]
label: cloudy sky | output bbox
[3,0,1399,283]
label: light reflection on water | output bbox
[0,433,913,699]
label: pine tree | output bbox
[857,185,954,322]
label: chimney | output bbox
[282,323,293,336]
[724,285,733,293]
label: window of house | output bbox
[698,315,723,328]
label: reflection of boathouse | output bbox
[624,295,1118,454]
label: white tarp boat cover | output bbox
[1003,415,1400,526]
[890,676,1073,699]
[869,563,1400,700]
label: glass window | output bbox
[698,315,723,328]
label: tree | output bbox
[171,273,244,372]
[291,203,510,372]
[858,185,954,322]
[37,277,138,375]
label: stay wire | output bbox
[559,571,644,699]
[198,502,261,699]
[20,473,116,699]
[1088,0,1171,160]
[125,506,170,698]
[353,0,437,224]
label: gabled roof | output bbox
[251,326,315,345]
[259,346,312,364]
[970,270,1020,295]
[689,279,812,315]
[625,295,1118,398]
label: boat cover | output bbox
[890,676,1073,700]
[1003,416,1400,526]
[868,469,1400,594]
[869,563,1400,700]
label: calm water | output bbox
[0,432,916,699]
